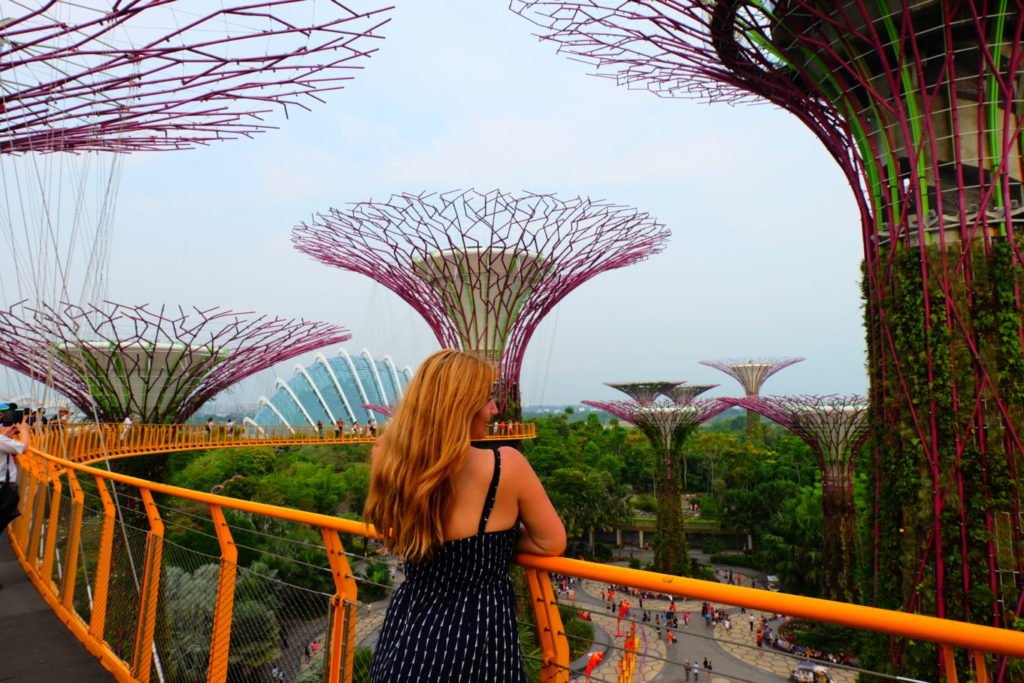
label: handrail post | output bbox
[524,568,570,683]
[206,504,238,683]
[11,450,36,551]
[972,650,989,683]
[321,528,359,683]
[40,459,63,584]
[61,468,85,611]
[131,487,164,683]
[940,645,958,682]
[27,456,48,566]
[89,475,116,639]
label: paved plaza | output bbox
[567,569,859,683]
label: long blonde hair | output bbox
[363,349,496,562]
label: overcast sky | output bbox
[27,1,868,410]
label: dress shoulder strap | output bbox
[477,447,502,535]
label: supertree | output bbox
[0,1,392,402]
[727,395,869,602]
[510,2,1024,675]
[700,358,804,442]
[585,383,727,575]
[0,301,351,424]
[293,189,670,421]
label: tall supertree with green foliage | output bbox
[585,382,726,575]
[728,395,869,602]
[512,3,1024,676]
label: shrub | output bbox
[709,553,763,570]
[701,536,723,554]
[631,493,657,513]
[563,616,596,660]
[356,561,393,603]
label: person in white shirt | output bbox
[121,415,133,441]
[0,425,26,538]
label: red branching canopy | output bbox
[727,394,869,488]
[2,1,393,153]
[699,357,804,397]
[606,381,684,405]
[293,189,670,414]
[0,300,351,423]
[583,397,727,450]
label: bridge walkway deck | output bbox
[1,539,111,682]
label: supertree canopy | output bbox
[728,395,869,602]
[0,301,351,423]
[1,1,393,153]
[700,357,803,441]
[606,381,683,405]
[663,383,717,404]
[585,383,727,575]
[512,2,1024,675]
[293,189,670,420]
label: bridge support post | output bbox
[89,476,116,640]
[61,469,85,611]
[524,568,570,682]
[206,505,238,683]
[131,488,164,683]
[26,461,47,566]
[40,460,63,584]
[321,529,359,683]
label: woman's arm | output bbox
[504,447,566,556]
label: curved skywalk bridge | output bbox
[6,424,1024,683]
[30,421,537,465]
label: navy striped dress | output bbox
[371,448,527,682]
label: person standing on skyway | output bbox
[0,424,26,539]
[364,349,566,682]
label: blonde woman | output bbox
[365,349,566,682]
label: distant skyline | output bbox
[6,1,867,412]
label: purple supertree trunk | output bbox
[0,301,350,423]
[585,391,728,576]
[728,395,869,602]
[293,189,670,421]
[511,10,1024,674]
[1,1,393,153]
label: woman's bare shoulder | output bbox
[495,446,535,480]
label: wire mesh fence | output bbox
[9,436,1024,683]
[104,516,148,664]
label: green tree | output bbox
[758,485,823,595]
[161,562,282,681]
[546,468,629,554]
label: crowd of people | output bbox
[310,417,380,439]
[489,420,525,436]
[559,568,853,683]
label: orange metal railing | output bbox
[28,420,537,465]
[7,423,1024,683]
